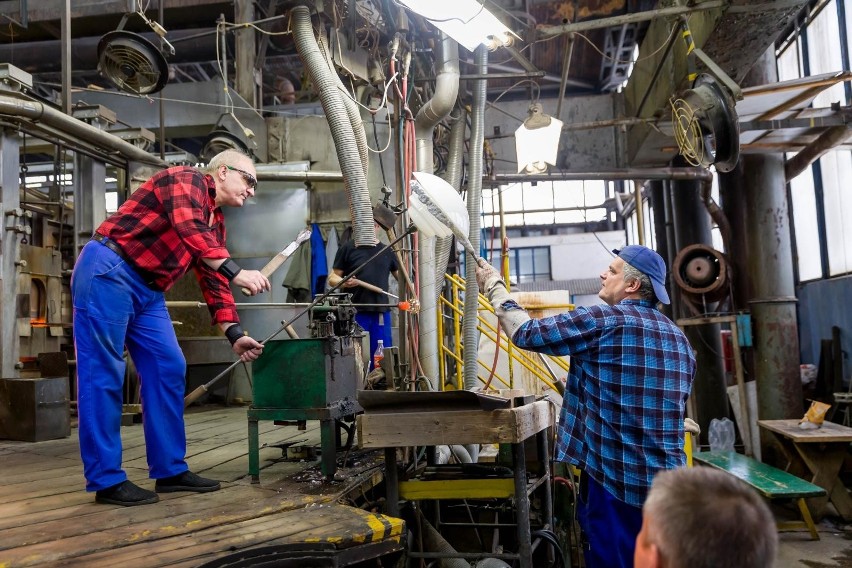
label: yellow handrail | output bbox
[437,272,573,393]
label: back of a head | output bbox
[644,467,778,568]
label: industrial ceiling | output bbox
[0,0,840,170]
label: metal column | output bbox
[0,128,22,376]
[743,48,803,426]
[72,155,107,256]
[671,172,729,436]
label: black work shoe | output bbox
[155,470,221,493]
[95,480,159,506]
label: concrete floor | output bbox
[777,513,852,567]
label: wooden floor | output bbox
[0,406,402,567]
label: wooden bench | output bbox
[693,451,827,540]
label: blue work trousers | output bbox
[356,311,392,370]
[577,470,644,568]
[72,240,188,491]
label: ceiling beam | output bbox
[785,125,852,181]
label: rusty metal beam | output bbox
[538,1,726,37]
[0,0,229,21]
[785,125,852,181]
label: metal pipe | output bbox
[555,33,575,121]
[0,91,165,167]
[484,168,713,183]
[415,33,460,391]
[463,46,487,391]
[253,167,344,183]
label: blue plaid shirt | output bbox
[508,298,696,507]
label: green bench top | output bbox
[693,451,827,499]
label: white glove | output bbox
[475,259,504,297]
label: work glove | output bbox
[475,259,505,299]
[474,259,530,340]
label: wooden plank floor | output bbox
[0,406,396,567]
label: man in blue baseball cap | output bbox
[476,245,695,568]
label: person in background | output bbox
[72,149,270,506]
[329,221,399,369]
[635,467,778,568]
[475,245,696,568]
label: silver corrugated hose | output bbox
[435,108,467,301]
[414,34,459,390]
[292,6,374,246]
[463,46,487,390]
[317,33,369,182]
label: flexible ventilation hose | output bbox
[463,46,487,390]
[435,108,467,301]
[292,6,374,246]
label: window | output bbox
[488,246,551,283]
[776,0,852,280]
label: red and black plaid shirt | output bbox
[96,166,239,325]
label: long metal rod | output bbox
[183,225,415,407]
[484,167,713,183]
[538,1,726,37]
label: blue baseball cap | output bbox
[612,245,670,304]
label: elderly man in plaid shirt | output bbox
[476,245,696,568]
[72,149,270,506]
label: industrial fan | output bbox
[672,243,732,315]
[669,19,742,172]
[97,7,175,95]
[670,74,740,172]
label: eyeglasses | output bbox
[225,165,258,189]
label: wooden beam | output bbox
[785,125,852,181]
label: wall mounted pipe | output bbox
[291,6,374,246]
[0,91,165,168]
[414,34,459,390]
[254,166,343,183]
[485,167,713,183]
[463,46,488,391]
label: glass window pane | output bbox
[583,180,606,206]
[808,1,845,107]
[553,180,586,208]
[526,211,555,225]
[789,169,822,280]
[819,151,852,275]
[524,183,554,209]
[777,41,802,81]
[519,249,533,275]
[534,247,550,278]
[501,184,524,212]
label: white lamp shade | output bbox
[396,0,514,51]
[515,117,563,173]
[409,171,470,238]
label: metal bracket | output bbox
[692,47,743,101]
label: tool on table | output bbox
[184,224,416,408]
[240,227,312,296]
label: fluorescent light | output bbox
[397,0,515,51]
[515,104,563,173]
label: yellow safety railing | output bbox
[436,273,573,393]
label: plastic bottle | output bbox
[373,340,385,369]
[708,417,736,452]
